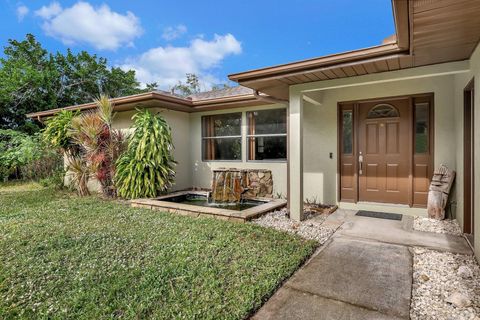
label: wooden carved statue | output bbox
[427,164,456,220]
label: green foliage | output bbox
[0,130,40,179]
[68,95,126,197]
[115,110,176,199]
[0,34,143,131]
[0,184,317,319]
[211,82,231,91]
[38,168,65,190]
[172,73,201,96]
[0,129,62,181]
[42,110,78,151]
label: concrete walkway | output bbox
[253,210,473,320]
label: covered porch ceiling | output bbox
[229,0,480,100]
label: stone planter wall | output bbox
[211,168,273,202]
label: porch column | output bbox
[288,87,304,221]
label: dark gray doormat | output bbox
[355,210,402,221]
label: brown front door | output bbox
[357,99,411,204]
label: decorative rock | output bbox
[251,208,338,244]
[458,266,473,279]
[445,292,472,308]
[211,169,274,202]
[410,247,480,319]
[413,217,462,235]
[420,274,430,282]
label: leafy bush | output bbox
[38,168,65,189]
[20,149,63,181]
[0,130,41,180]
[115,110,176,199]
[0,129,63,183]
[42,110,79,154]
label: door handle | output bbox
[359,152,363,175]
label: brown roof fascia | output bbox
[191,94,256,106]
[228,0,411,83]
[26,92,193,119]
[26,92,268,119]
[392,0,410,50]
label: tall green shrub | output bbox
[42,110,79,154]
[115,110,176,199]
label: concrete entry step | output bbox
[254,237,412,319]
[330,210,472,255]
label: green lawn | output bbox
[0,183,316,319]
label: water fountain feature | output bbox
[211,168,274,202]
[130,168,283,222]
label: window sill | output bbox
[246,159,287,163]
[201,160,243,163]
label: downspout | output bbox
[253,90,289,105]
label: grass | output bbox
[0,183,316,319]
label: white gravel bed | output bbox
[251,208,336,244]
[414,217,462,236]
[411,247,480,320]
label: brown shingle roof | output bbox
[26,86,264,119]
[187,86,253,101]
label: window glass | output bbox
[202,113,241,137]
[367,104,399,118]
[247,109,287,161]
[342,110,353,154]
[415,103,429,153]
[249,109,286,134]
[248,136,287,160]
[202,113,242,161]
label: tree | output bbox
[144,82,158,91]
[172,73,201,96]
[0,34,144,131]
[0,34,58,131]
[211,83,231,91]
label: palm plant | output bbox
[115,110,176,199]
[67,156,90,196]
[68,95,126,197]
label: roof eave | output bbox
[26,92,270,119]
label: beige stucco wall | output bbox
[289,61,470,217]
[189,104,288,198]
[112,108,192,191]
[453,43,480,258]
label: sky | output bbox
[0,0,395,90]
